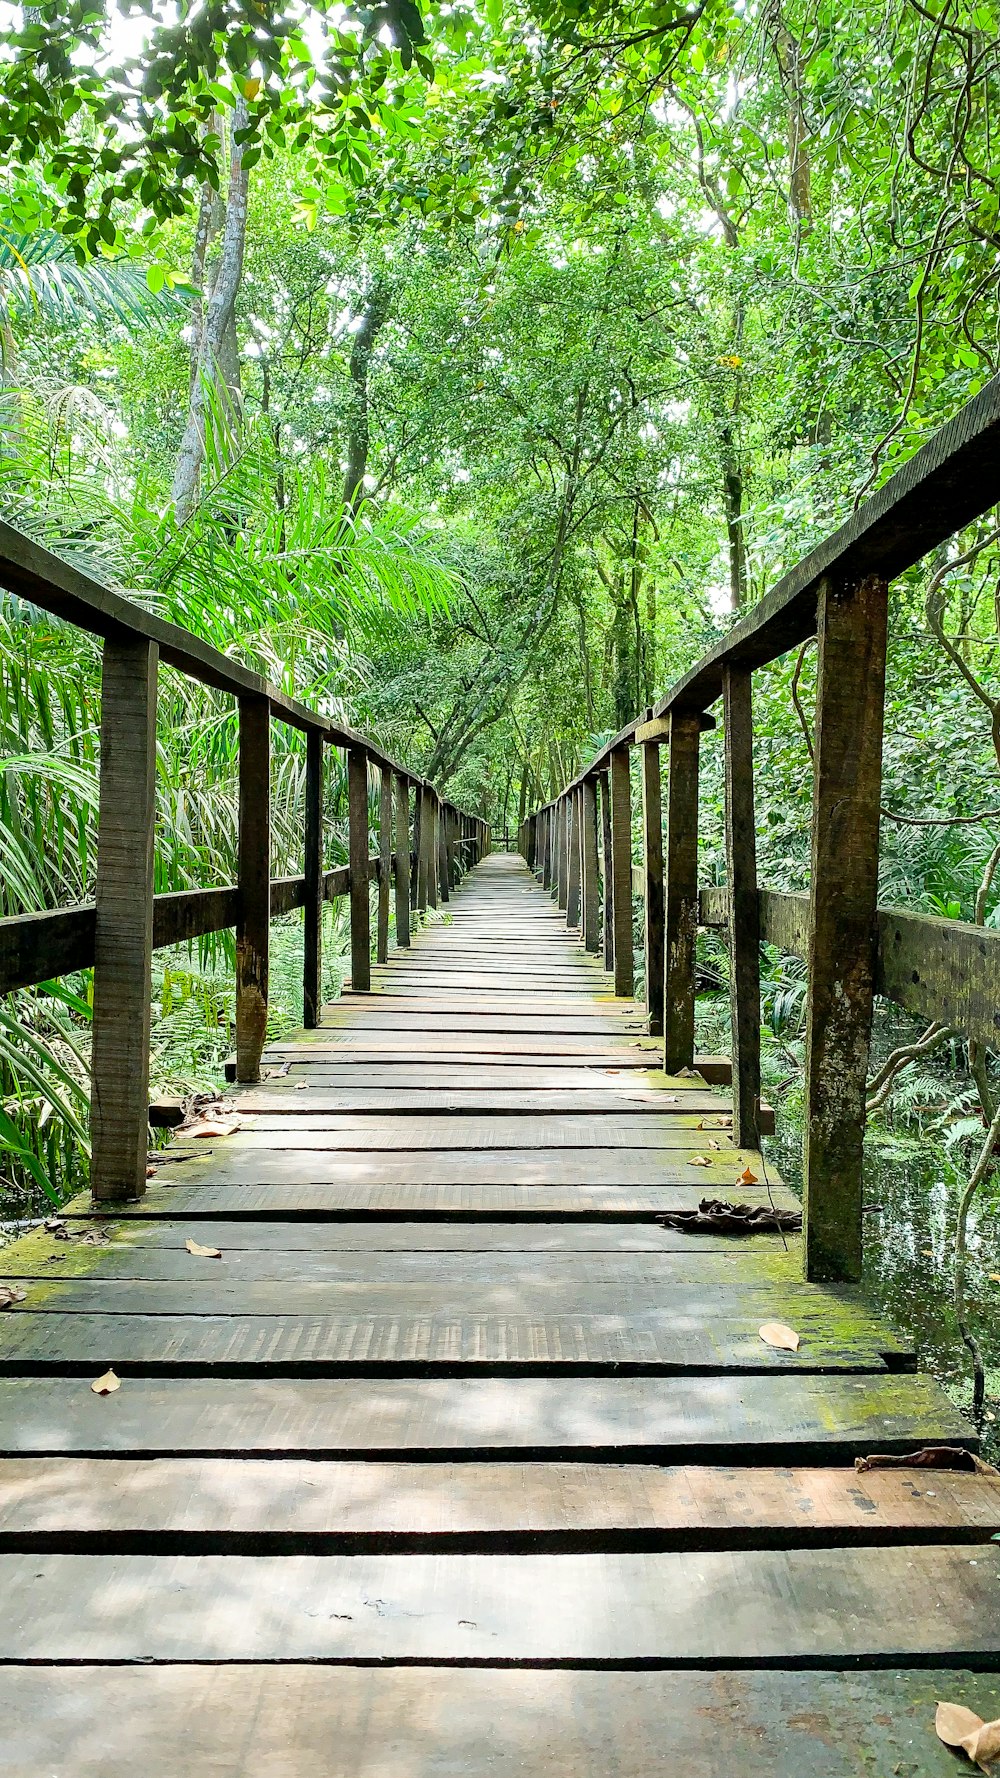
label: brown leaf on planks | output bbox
[185,1118,240,1139]
[936,1700,1000,1771]
[759,1321,800,1352]
[738,1166,759,1185]
[0,1285,26,1310]
[688,1154,714,1167]
[185,1238,223,1259]
[856,1446,997,1475]
[91,1368,121,1396]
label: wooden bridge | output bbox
[2,385,1000,1768]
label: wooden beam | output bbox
[803,574,888,1284]
[663,711,700,1073]
[376,766,392,964]
[599,770,614,973]
[90,636,158,1203]
[303,730,323,1029]
[348,747,371,993]
[566,789,581,929]
[640,733,665,1037]
[581,778,600,953]
[427,794,439,911]
[394,775,411,949]
[415,787,429,913]
[235,696,270,1085]
[609,746,633,997]
[723,666,760,1147]
[437,798,450,905]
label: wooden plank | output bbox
[723,666,761,1145]
[150,1151,784,1193]
[0,1371,964,1460]
[90,635,158,1203]
[804,574,888,1283]
[3,1459,996,1548]
[302,730,323,1028]
[255,1065,704,1089]
[640,733,665,1036]
[1,1544,997,1660]
[663,710,700,1074]
[0,1666,995,1778]
[393,773,411,948]
[348,746,371,993]
[232,1090,735,1117]
[177,1113,752,1147]
[609,746,633,996]
[235,695,270,1085]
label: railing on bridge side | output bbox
[520,377,1000,1286]
[0,521,488,1205]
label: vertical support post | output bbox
[348,746,371,992]
[90,636,158,1202]
[416,786,429,912]
[803,574,888,1283]
[609,744,633,997]
[542,808,553,889]
[723,667,761,1148]
[303,729,323,1029]
[526,813,537,872]
[640,732,665,1036]
[556,796,569,912]
[427,794,439,910]
[236,695,270,1084]
[393,773,411,947]
[581,777,600,952]
[599,770,614,973]
[438,797,450,904]
[376,764,392,964]
[663,710,700,1074]
[566,789,581,928]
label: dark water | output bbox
[767,1117,1000,1454]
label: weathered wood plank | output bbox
[0,1371,964,1460]
[0,1666,994,1778]
[90,635,158,1203]
[1,1545,997,1660]
[804,574,888,1283]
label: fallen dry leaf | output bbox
[294,1081,308,1091]
[738,1166,759,1185]
[185,1118,239,1139]
[0,1285,26,1310]
[91,1368,121,1395]
[936,1701,1000,1771]
[857,1447,996,1475]
[759,1321,800,1352]
[688,1154,714,1167]
[185,1238,222,1259]
[990,1275,1000,1284]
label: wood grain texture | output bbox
[393,773,411,947]
[663,710,700,1074]
[641,734,665,1036]
[347,747,371,993]
[302,729,323,1027]
[609,746,634,996]
[235,695,270,1084]
[723,666,761,1145]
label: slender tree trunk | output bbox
[172,102,250,522]
[771,8,813,231]
[343,271,392,516]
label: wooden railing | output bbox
[520,376,1000,1286]
[0,521,488,1204]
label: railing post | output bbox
[438,797,450,904]
[236,694,270,1084]
[303,728,323,1029]
[348,746,371,992]
[803,573,888,1283]
[542,807,553,889]
[581,777,600,953]
[640,725,665,1037]
[609,744,633,997]
[427,794,439,910]
[394,773,411,948]
[90,636,158,1202]
[566,788,581,929]
[416,786,429,912]
[599,769,614,973]
[376,764,392,964]
[663,710,700,1074]
[723,667,760,1148]
[556,796,569,912]
[526,812,537,872]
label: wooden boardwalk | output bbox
[2,851,1000,1774]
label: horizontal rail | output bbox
[700,887,1000,1052]
[0,861,393,996]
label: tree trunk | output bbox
[343,271,392,516]
[172,102,250,523]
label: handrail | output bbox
[520,371,1000,1288]
[0,521,490,1203]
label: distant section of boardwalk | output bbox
[1,852,999,1775]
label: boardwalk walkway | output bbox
[2,852,1000,1773]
